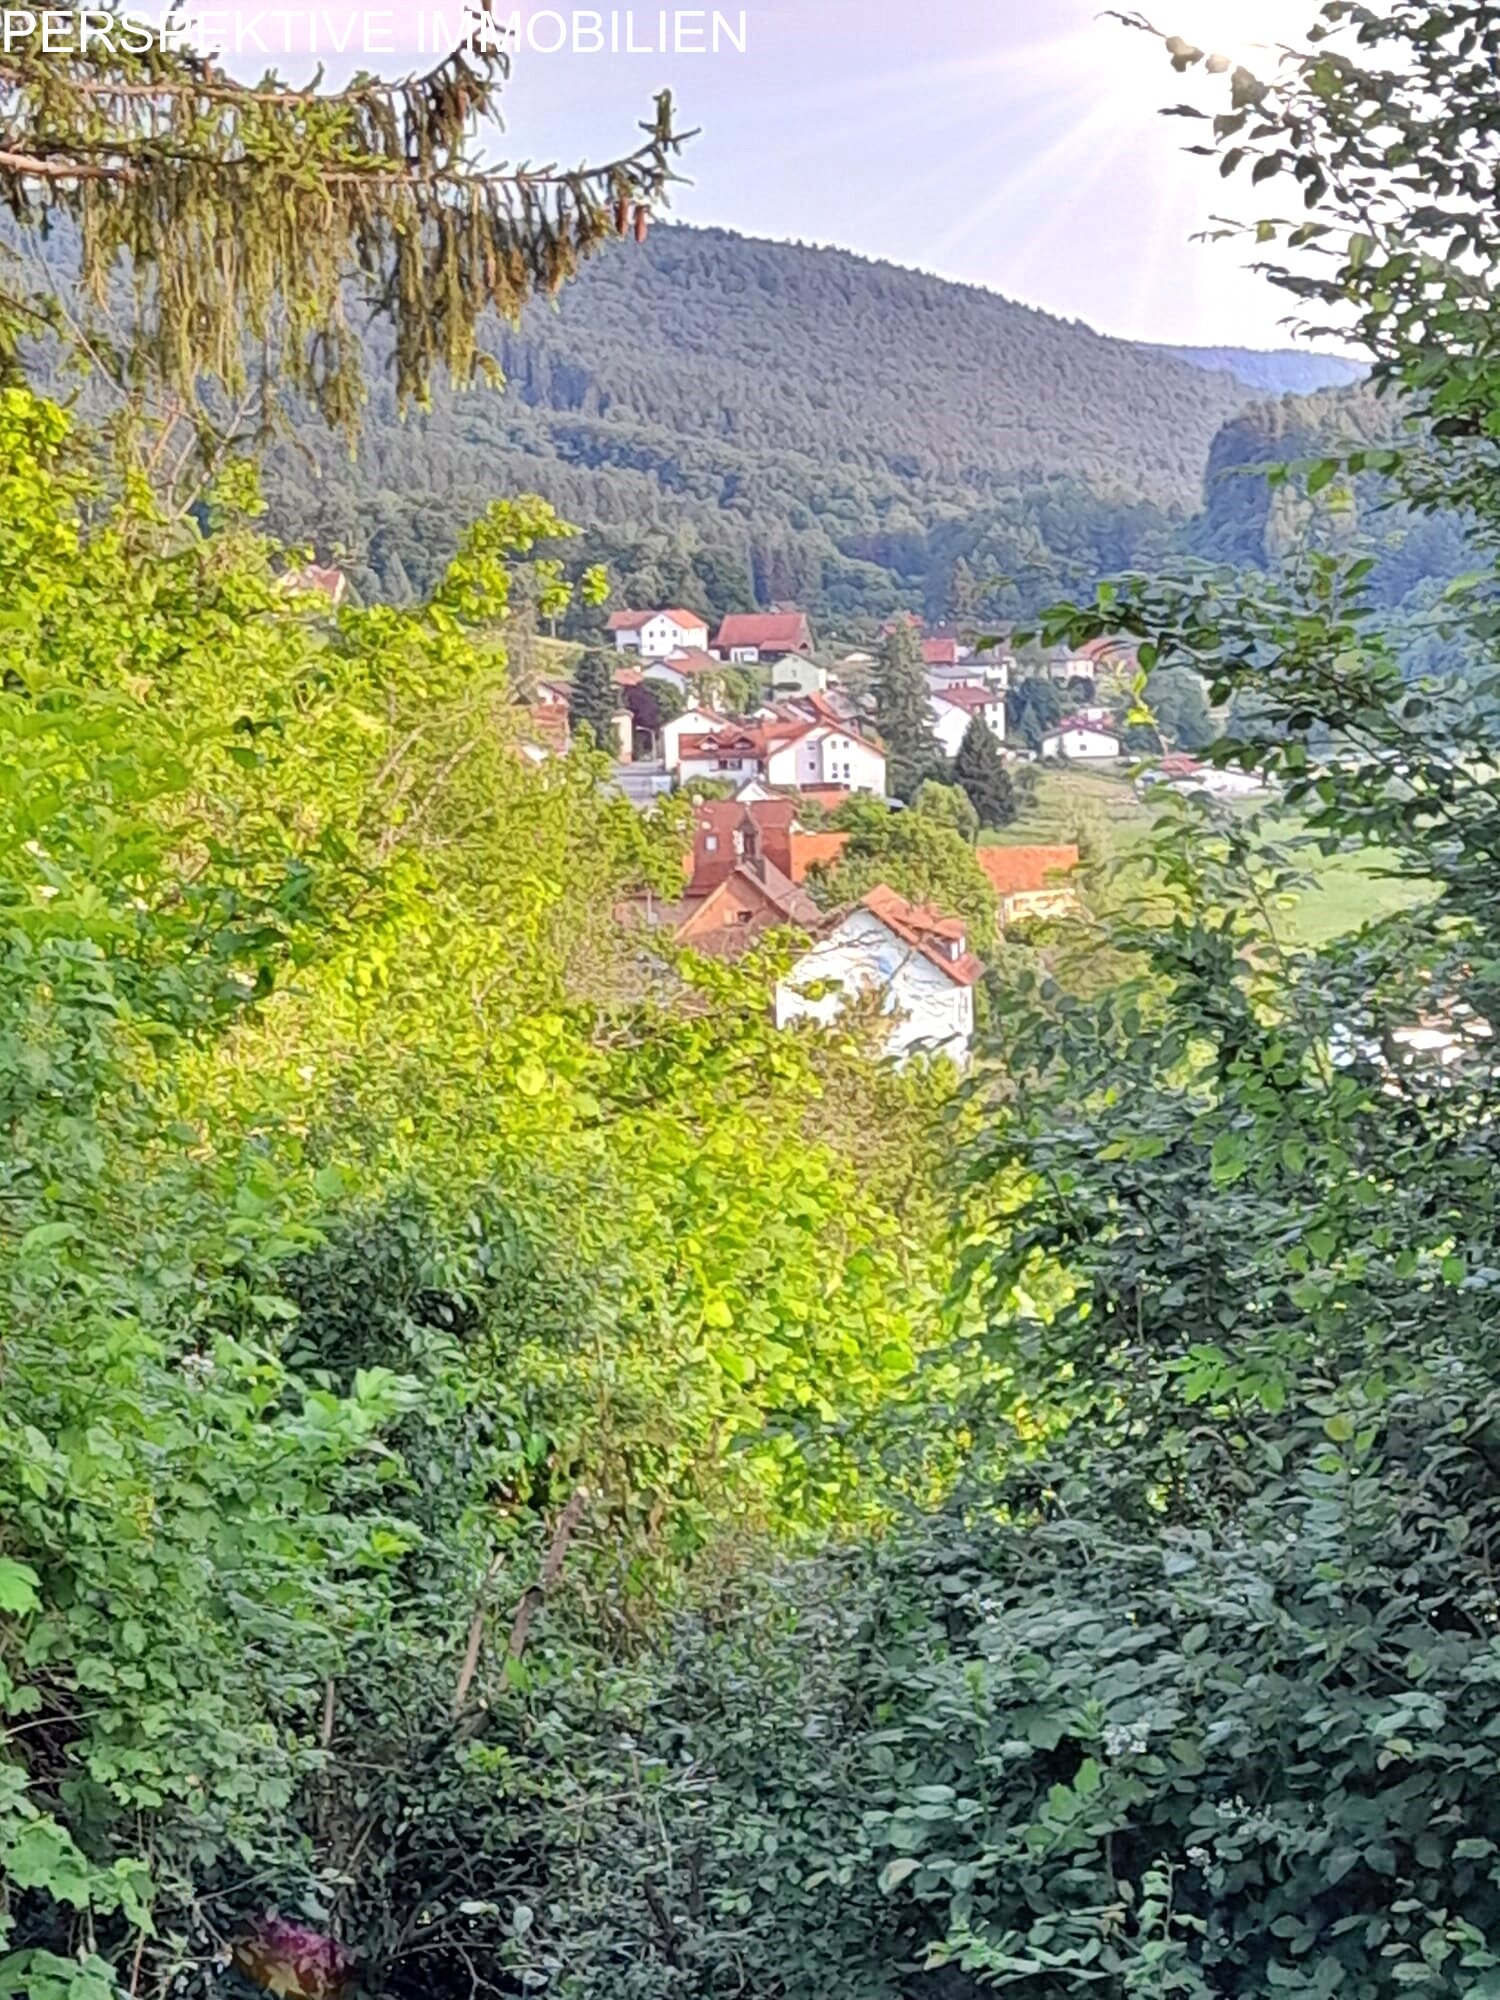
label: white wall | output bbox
[637,615,708,659]
[931,697,1006,760]
[1044,727,1121,761]
[770,657,829,697]
[774,909,975,1067]
[659,706,724,773]
[765,730,886,794]
[678,751,763,784]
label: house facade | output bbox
[775,886,984,1068]
[768,655,829,697]
[660,705,731,775]
[929,683,1007,759]
[1042,716,1124,761]
[642,651,725,703]
[713,611,815,663]
[678,719,886,796]
[764,722,886,794]
[977,845,1082,926]
[608,609,711,658]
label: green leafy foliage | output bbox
[0,383,961,1997]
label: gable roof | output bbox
[1048,713,1123,739]
[931,683,999,715]
[977,845,1081,897]
[653,648,723,677]
[858,886,984,988]
[671,857,821,955]
[608,607,707,633]
[922,636,962,667]
[282,563,347,606]
[715,611,813,652]
[790,829,848,881]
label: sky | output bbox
[223,0,1342,351]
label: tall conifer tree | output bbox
[874,619,944,801]
[953,717,1016,829]
[570,649,620,748]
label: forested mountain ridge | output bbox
[1157,344,1367,395]
[262,224,1257,615]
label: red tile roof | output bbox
[860,886,984,987]
[931,683,999,714]
[654,648,722,677]
[282,563,347,606]
[607,607,707,633]
[523,703,570,753]
[922,637,962,667]
[1052,713,1123,738]
[715,611,813,653]
[977,845,1081,897]
[790,830,848,881]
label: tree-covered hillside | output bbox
[1158,344,1367,395]
[261,225,1252,616]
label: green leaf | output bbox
[878,1857,921,1893]
[0,1561,40,1617]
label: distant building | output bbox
[641,649,726,702]
[1139,755,1271,800]
[640,800,822,959]
[929,682,1007,758]
[281,563,348,607]
[1042,716,1124,761]
[927,653,1010,698]
[921,635,970,670]
[769,655,829,697]
[608,608,711,658]
[775,886,984,1068]
[978,845,1081,926]
[660,704,732,776]
[714,611,815,663]
[676,715,886,796]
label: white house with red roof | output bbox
[714,610,814,663]
[929,682,1006,758]
[1042,714,1125,761]
[607,608,711,658]
[660,704,732,776]
[774,886,984,1068]
[675,714,886,796]
[765,717,886,793]
[642,648,725,700]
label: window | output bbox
[704,835,719,853]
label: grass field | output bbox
[982,764,1432,946]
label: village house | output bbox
[641,800,822,959]
[1139,754,1272,800]
[977,845,1081,926]
[926,653,1010,699]
[641,649,726,703]
[714,610,815,664]
[775,886,984,1068]
[929,682,1007,758]
[676,715,887,796]
[660,704,732,775]
[281,562,348,607]
[608,608,711,658]
[1041,714,1124,761]
[921,635,965,669]
[768,654,829,697]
